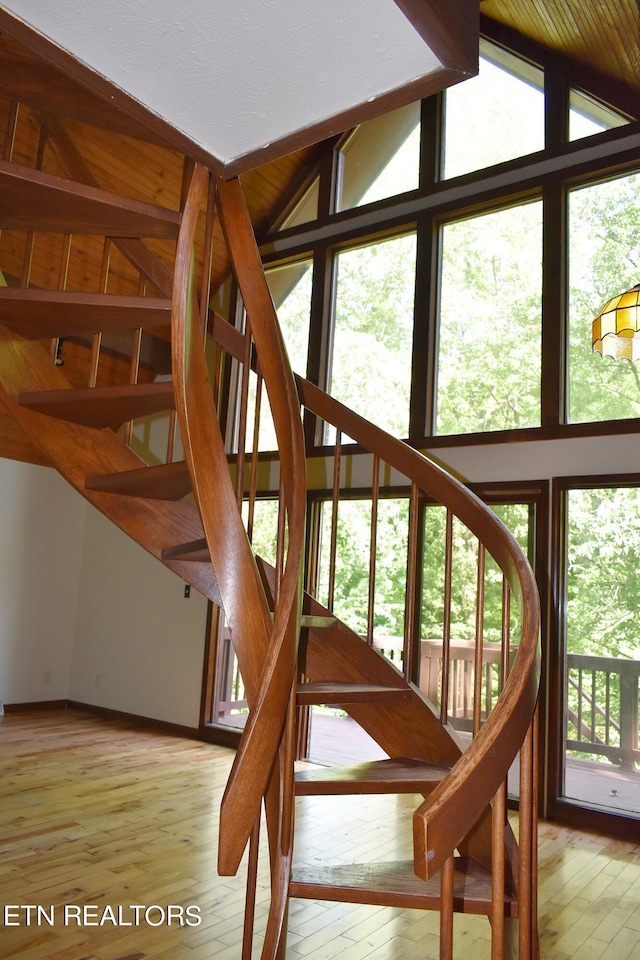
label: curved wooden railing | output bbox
[295,379,541,902]
[171,164,540,959]
[170,166,306,931]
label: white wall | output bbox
[0,458,86,705]
[303,432,640,496]
[69,507,209,729]
[430,433,640,485]
[0,457,208,728]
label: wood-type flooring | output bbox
[2,709,640,960]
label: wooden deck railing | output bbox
[567,653,640,770]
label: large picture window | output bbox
[436,202,543,435]
[208,30,640,836]
[338,100,420,210]
[443,46,544,180]
[244,259,313,451]
[568,173,640,424]
[328,234,416,438]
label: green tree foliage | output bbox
[568,173,640,423]
[436,202,543,435]
[421,503,530,645]
[565,486,640,765]
[316,498,409,641]
[330,236,416,438]
[566,487,640,660]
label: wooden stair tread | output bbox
[162,537,209,562]
[0,159,181,237]
[296,681,412,705]
[17,382,175,427]
[162,544,340,625]
[295,757,449,795]
[86,460,191,500]
[289,859,517,917]
[0,288,171,339]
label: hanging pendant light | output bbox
[592,283,640,361]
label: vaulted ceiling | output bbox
[0,1,637,465]
[481,0,639,116]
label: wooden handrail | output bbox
[172,168,538,952]
[171,165,271,865]
[170,169,306,894]
[216,178,306,876]
[295,375,541,881]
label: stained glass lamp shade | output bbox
[592,284,640,361]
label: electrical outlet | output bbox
[43,670,52,686]
[184,584,191,598]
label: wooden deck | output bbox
[3,708,640,960]
[307,711,640,815]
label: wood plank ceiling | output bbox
[0,1,637,465]
[482,0,640,109]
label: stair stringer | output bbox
[258,558,517,892]
[0,325,222,606]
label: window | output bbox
[569,90,629,141]
[244,259,313,451]
[315,495,409,647]
[560,484,640,814]
[328,234,416,438]
[209,29,640,833]
[338,100,420,210]
[568,173,640,424]
[443,45,544,179]
[279,179,319,230]
[212,498,280,730]
[266,260,313,377]
[436,202,543,435]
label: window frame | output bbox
[551,474,640,840]
[260,39,640,452]
[204,32,640,839]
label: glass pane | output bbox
[569,90,629,142]
[568,173,640,424]
[444,46,544,180]
[316,498,407,648]
[329,234,416,438]
[279,178,319,229]
[564,487,640,814]
[213,498,279,729]
[308,496,409,764]
[419,503,533,732]
[339,100,420,210]
[243,260,312,452]
[420,502,529,655]
[420,500,532,799]
[266,260,313,375]
[436,202,542,436]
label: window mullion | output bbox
[541,180,567,428]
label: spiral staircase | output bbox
[0,46,541,960]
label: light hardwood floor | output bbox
[2,709,640,960]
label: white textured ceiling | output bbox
[1,0,450,168]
